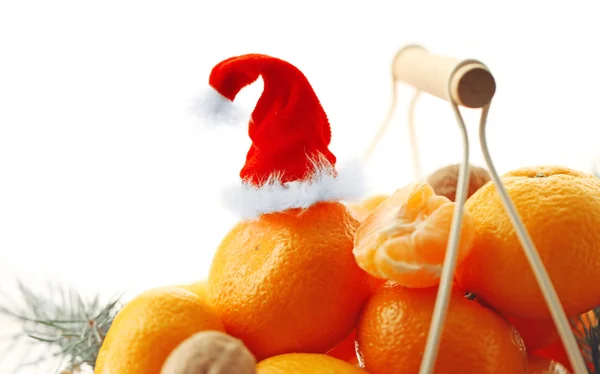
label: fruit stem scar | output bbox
[464,292,477,300]
[534,172,547,178]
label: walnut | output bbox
[161,330,256,374]
[426,164,491,202]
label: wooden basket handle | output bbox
[393,45,496,108]
[388,46,588,374]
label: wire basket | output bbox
[362,45,589,374]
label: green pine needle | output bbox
[0,280,123,374]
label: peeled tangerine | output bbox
[353,182,475,288]
[346,194,390,221]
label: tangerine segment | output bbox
[346,194,390,221]
[353,182,475,288]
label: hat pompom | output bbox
[189,87,249,127]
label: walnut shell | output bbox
[161,330,256,374]
[426,164,491,202]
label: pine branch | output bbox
[0,280,123,374]
[570,307,600,374]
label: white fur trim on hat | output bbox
[220,157,369,220]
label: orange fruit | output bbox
[353,182,475,288]
[326,329,357,362]
[347,355,360,367]
[209,202,372,360]
[365,274,387,294]
[178,280,210,302]
[346,194,390,221]
[356,283,527,374]
[326,279,390,363]
[256,353,369,373]
[456,166,600,319]
[95,286,224,374]
[527,355,572,373]
[506,315,560,351]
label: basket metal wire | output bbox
[363,45,589,374]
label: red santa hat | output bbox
[195,53,366,219]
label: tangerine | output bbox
[256,353,368,373]
[506,315,560,351]
[356,283,527,374]
[456,166,600,318]
[209,202,371,360]
[326,329,357,362]
[353,182,475,288]
[178,279,210,303]
[95,286,224,374]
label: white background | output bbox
[1,1,599,372]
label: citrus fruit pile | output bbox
[93,53,600,373]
